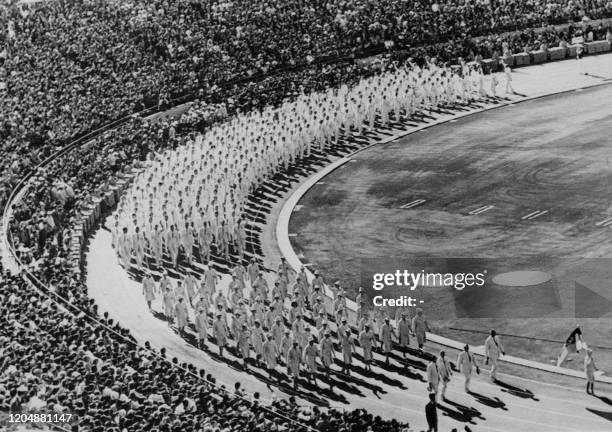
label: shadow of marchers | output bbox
[313,369,365,397]
[151,309,168,322]
[390,342,436,362]
[347,358,408,389]
[597,396,612,406]
[293,373,352,403]
[467,390,508,411]
[243,223,263,233]
[182,337,335,407]
[329,363,389,394]
[438,404,480,425]
[495,379,539,401]
[245,196,273,209]
[274,380,335,407]
[442,398,485,423]
[451,105,470,112]
[207,348,247,371]
[586,408,612,422]
[372,358,426,383]
[388,349,427,370]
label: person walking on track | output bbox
[457,344,479,392]
[485,329,505,382]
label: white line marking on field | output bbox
[469,205,494,215]
[531,210,549,219]
[603,220,612,227]
[596,217,612,226]
[523,210,549,220]
[521,210,541,220]
[400,199,426,209]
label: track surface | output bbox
[290,85,612,371]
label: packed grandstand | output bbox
[2,0,612,431]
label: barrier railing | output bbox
[484,40,612,73]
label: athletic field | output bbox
[289,84,612,371]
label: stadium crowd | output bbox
[2,0,612,212]
[2,0,612,431]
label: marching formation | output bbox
[113,59,486,269]
[109,56,524,398]
[139,252,516,402]
[140,258,439,392]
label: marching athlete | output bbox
[502,61,514,95]
[484,329,505,382]
[585,349,598,395]
[287,340,302,389]
[303,339,319,384]
[213,313,228,356]
[263,334,280,381]
[426,356,440,400]
[142,271,157,310]
[397,312,413,358]
[437,351,452,400]
[412,308,430,353]
[380,317,396,365]
[359,323,376,371]
[195,307,208,349]
[320,332,335,383]
[340,329,356,375]
[457,344,479,392]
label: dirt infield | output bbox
[290,84,612,372]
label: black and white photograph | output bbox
[1,0,612,431]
